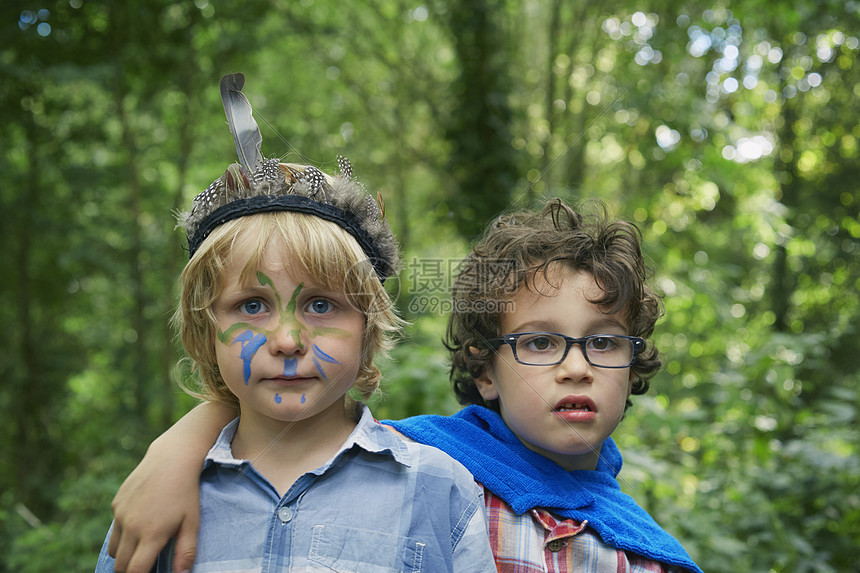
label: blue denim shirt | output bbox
[96,405,495,572]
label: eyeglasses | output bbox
[488,332,645,368]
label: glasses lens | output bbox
[513,333,635,367]
[515,333,566,365]
[585,336,634,367]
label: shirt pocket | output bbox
[308,524,427,573]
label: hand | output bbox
[108,438,201,573]
[107,402,235,572]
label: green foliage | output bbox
[370,313,464,421]
[7,460,120,572]
[2,1,857,571]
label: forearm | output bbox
[146,401,236,462]
[108,401,236,573]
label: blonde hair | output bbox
[174,211,403,409]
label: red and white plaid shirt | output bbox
[484,487,677,573]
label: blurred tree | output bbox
[1,0,92,533]
[439,0,520,239]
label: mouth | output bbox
[262,375,313,384]
[553,397,597,413]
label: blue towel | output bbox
[386,406,702,573]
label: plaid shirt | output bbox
[484,487,676,573]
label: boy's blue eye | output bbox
[308,299,332,314]
[241,299,268,315]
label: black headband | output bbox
[187,194,391,282]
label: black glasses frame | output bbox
[488,332,645,368]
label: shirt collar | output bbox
[204,404,413,471]
[348,405,413,467]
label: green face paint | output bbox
[218,322,257,344]
[310,326,353,338]
[256,270,274,289]
[217,275,304,347]
[218,273,355,354]
[280,280,304,349]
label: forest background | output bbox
[2,0,858,571]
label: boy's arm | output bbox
[108,402,236,573]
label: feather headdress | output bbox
[180,73,398,281]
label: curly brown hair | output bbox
[445,198,663,410]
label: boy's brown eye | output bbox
[523,335,557,352]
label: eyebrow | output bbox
[223,281,269,295]
[507,318,628,334]
[224,280,343,304]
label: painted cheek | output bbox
[311,344,340,380]
[312,357,326,380]
[312,345,339,363]
[310,326,353,339]
[229,329,267,385]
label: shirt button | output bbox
[546,539,566,552]
[277,506,292,523]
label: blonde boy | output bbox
[95,73,495,572]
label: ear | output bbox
[474,365,499,402]
[627,371,635,398]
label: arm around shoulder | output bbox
[108,401,236,573]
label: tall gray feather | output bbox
[220,73,263,174]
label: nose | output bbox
[267,320,306,356]
[555,342,593,383]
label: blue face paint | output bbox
[300,393,306,404]
[283,357,298,377]
[312,345,340,364]
[231,329,268,385]
[311,345,339,380]
[312,355,328,380]
[274,393,282,404]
